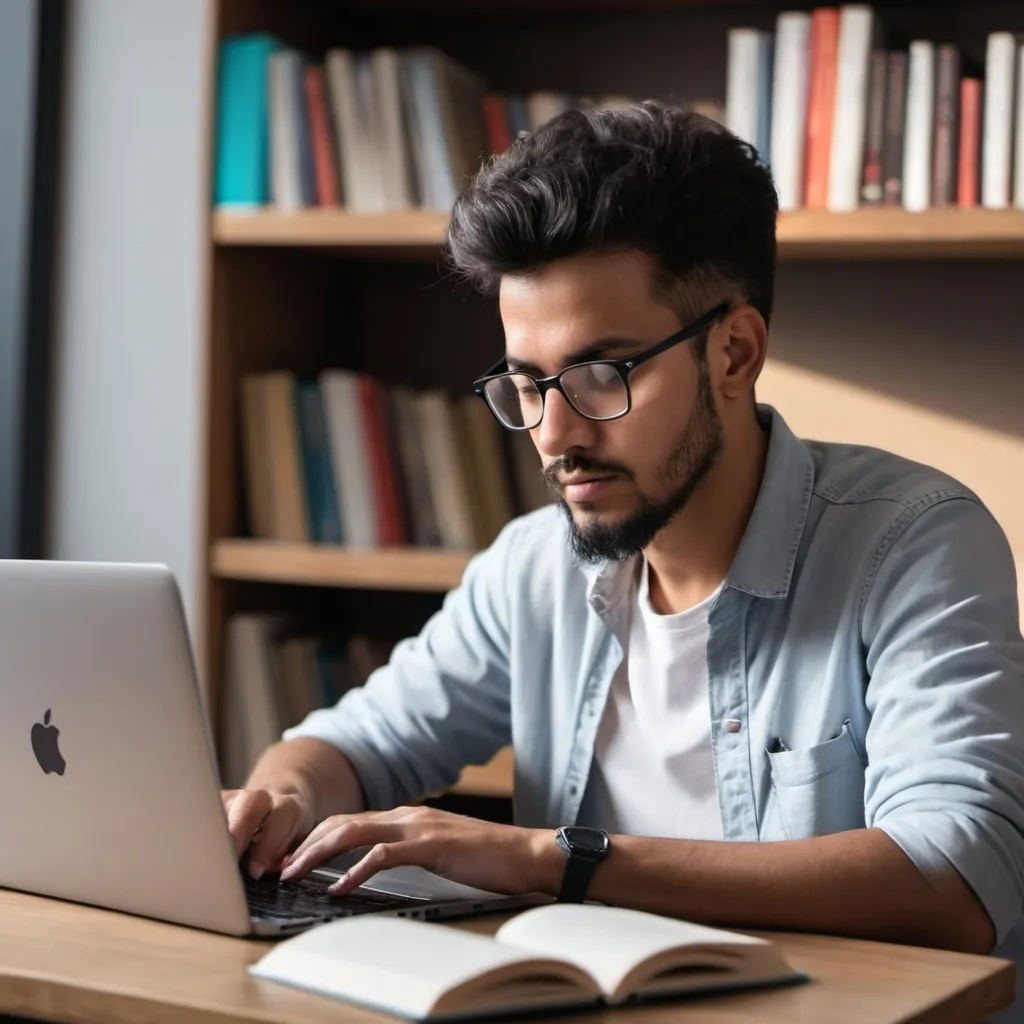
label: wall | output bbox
[48,0,211,641]
[763,261,1024,620]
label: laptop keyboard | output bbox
[245,872,416,923]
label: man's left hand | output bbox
[277,805,561,897]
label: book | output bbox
[982,31,1015,210]
[803,8,840,209]
[902,40,935,213]
[769,11,811,212]
[827,4,875,212]
[249,903,805,1021]
[958,77,982,209]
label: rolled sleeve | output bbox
[283,518,520,809]
[862,496,1024,944]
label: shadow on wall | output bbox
[770,261,1024,442]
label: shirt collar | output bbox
[579,404,814,609]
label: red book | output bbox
[356,376,408,547]
[304,65,340,207]
[482,93,513,155]
[958,78,982,209]
[804,8,840,209]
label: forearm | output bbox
[246,738,366,820]
[535,827,994,954]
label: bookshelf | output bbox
[211,540,473,591]
[215,207,1024,258]
[202,0,1024,808]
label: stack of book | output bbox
[213,35,724,212]
[726,6,1024,211]
[239,370,550,551]
[220,614,391,788]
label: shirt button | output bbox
[568,785,578,796]
[724,719,742,734]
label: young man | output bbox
[225,103,1024,976]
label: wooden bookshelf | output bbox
[214,207,1024,259]
[211,539,473,591]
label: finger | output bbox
[224,790,272,859]
[247,799,304,880]
[280,821,405,882]
[328,840,429,895]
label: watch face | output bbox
[563,826,610,855]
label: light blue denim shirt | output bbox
[286,404,1024,1016]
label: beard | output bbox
[545,360,724,564]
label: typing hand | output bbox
[277,806,562,897]
[221,787,317,881]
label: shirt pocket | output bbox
[764,720,867,840]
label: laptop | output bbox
[0,559,544,935]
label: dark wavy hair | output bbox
[446,101,778,330]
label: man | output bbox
[225,103,1024,988]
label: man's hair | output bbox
[446,101,778,328]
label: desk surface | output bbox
[0,888,1014,1024]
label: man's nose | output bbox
[534,388,597,459]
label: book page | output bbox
[496,904,768,999]
[249,916,591,1019]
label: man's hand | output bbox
[278,806,562,897]
[222,787,317,880]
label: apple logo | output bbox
[31,709,66,776]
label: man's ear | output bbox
[712,304,767,402]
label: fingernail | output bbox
[249,861,264,881]
[327,873,348,895]
[278,864,296,881]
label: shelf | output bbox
[211,540,473,591]
[214,207,1024,259]
[449,746,514,798]
[212,208,450,249]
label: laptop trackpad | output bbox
[321,850,505,901]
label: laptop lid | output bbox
[0,560,252,935]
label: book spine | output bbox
[770,12,811,212]
[725,28,763,151]
[860,48,888,205]
[931,45,960,207]
[804,8,840,209]
[755,32,774,165]
[1014,45,1024,209]
[902,41,934,213]
[304,65,341,206]
[827,4,874,212]
[482,93,513,154]
[982,31,1015,209]
[882,50,908,206]
[958,78,982,209]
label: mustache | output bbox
[542,455,633,487]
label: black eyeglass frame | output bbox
[472,302,732,431]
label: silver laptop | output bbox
[0,559,543,935]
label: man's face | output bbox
[499,250,724,563]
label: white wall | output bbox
[48,0,210,638]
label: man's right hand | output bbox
[220,738,368,880]
[222,786,317,880]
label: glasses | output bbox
[473,302,731,431]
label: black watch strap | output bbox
[555,826,610,903]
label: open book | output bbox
[249,903,806,1020]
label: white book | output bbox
[902,40,935,213]
[1012,44,1024,209]
[249,904,803,1020]
[770,12,811,211]
[267,50,304,211]
[827,5,875,211]
[325,49,386,212]
[319,370,379,548]
[726,28,763,149]
[983,32,1016,210]
[372,47,415,210]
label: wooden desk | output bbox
[0,888,1014,1024]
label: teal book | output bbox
[296,380,344,544]
[214,33,279,207]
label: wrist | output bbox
[527,829,565,895]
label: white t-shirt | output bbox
[579,560,724,840]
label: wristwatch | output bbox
[554,825,611,903]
